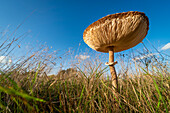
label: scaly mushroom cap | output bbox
[83,11,149,53]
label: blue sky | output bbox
[0,0,169,60]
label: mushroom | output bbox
[83,11,149,98]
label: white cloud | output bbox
[132,53,158,61]
[75,55,90,60]
[161,43,170,50]
[0,56,12,64]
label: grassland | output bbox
[0,28,169,113]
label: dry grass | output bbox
[0,27,169,113]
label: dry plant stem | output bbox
[108,47,118,98]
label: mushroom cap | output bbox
[83,11,149,53]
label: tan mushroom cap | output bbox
[83,11,149,53]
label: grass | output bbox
[0,27,169,112]
[0,62,169,112]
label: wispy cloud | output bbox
[132,53,158,61]
[161,43,170,50]
[0,56,12,64]
[75,55,90,60]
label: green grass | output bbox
[0,64,169,113]
[0,27,169,112]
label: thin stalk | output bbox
[108,46,119,111]
[108,47,118,95]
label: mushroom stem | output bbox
[108,47,118,97]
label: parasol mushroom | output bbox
[83,11,149,99]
